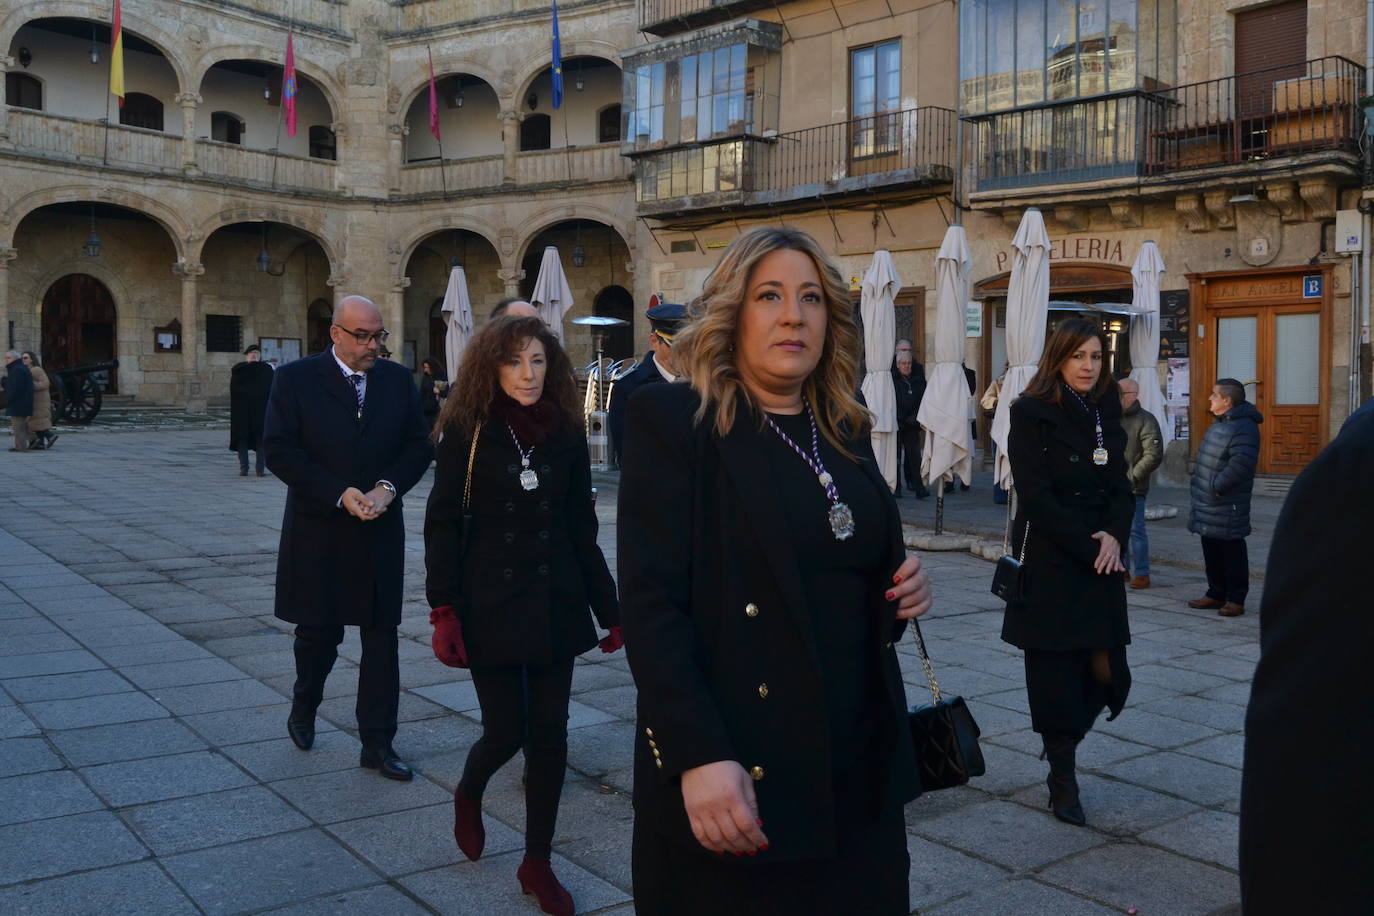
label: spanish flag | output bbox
[110,0,125,107]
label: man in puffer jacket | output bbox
[1187,378,1262,617]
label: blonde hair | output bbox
[673,226,869,456]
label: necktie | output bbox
[349,373,364,417]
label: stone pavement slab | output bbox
[1038,842,1240,915]
[122,785,313,855]
[0,861,199,915]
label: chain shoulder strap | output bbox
[909,619,943,704]
[463,421,482,513]
[1018,520,1030,563]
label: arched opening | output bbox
[4,71,42,109]
[520,113,552,151]
[307,298,332,355]
[520,56,623,149]
[593,285,635,360]
[597,104,621,144]
[7,19,178,126]
[403,73,500,163]
[41,274,118,391]
[199,59,334,158]
[519,219,632,366]
[211,111,244,144]
[119,91,163,131]
[403,229,502,371]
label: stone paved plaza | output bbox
[0,427,1258,915]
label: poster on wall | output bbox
[1167,357,1190,441]
[1159,289,1189,358]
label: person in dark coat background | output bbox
[619,227,932,915]
[607,301,685,467]
[419,357,446,431]
[264,296,433,781]
[229,344,275,476]
[1186,378,1262,617]
[4,350,35,452]
[892,350,928,498]
[1239,398,1373,915]
[1004,318,1134,828]
[426,315,619,916]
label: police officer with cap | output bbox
[608,300,686,467]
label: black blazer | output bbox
[264,350,433,628]
[1001,389,1133,651]
[229,360,273,451]
[607,351,664,463]
[424,418,618,667]
[618,383,920,863]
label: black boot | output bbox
[1042,734,1087,826]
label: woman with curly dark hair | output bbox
[424,315,621,916]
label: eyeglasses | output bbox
[334,325,390,345]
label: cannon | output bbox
[51,359,118,424]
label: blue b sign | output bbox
[1303,275,1322,299]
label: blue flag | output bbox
[550,0,563,109]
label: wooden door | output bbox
[41,274,117,392]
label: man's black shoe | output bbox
[287,709,315,751]
[360,745,413,781]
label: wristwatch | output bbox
[376,480,397,496]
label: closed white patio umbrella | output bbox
[1128,241,1173,450]
[530,246,574,344]
[991,208,1051,490]
[860,250,900,491]
[918,225,974,492]
[440,266,474,385]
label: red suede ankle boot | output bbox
[516,855,574,916]
[452,788,485,861]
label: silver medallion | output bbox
[519,468,540,491]
[828,501,855,541]
[1092,447,1109,466]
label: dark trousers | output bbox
[896,426,926,494]
[460,659,575,859]
[1024,647,1130,740]
[1200,536,1249,604]
[238,445,265,474]
[292,622,399,747]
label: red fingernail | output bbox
[893,574,903,584]
[885,590,896,601]
[733,850,743,857]
[760,844,769,851]
[747,850,757,856]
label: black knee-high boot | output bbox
[1042,734,1087,826]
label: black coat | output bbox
[228,360,274,451]
[420,374,442,424]
[608,351,665,463]
[264,350,433,627]
[892,365,926,430]
[424,418,618,667]
[1239,402,1374,914]
[618,383,920,864]
[1187,401,1262,540]
[4,361,33,418]
[1002,389,1134,651]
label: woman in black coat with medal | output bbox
[424,316,621,916]
[618,227,934,915]
[1004,317,1134,827]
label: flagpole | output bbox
[102,5,114,165]
[270,30,287,190]
[429,47,448,200]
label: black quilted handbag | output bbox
[906,619,985,791]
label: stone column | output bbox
[387,123,407,193]
[0,56,14,146]
[500,110,522,184]
[497,266,522,299]
[327,271,350,307]
[173,258,205,410]
[386,277,409,352]
[330,121,348,193]
[0,245,17,348]
[176,92,201,173]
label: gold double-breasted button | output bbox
[655,758,664,770]
[749,766,765,781]
[648,739,658,748]
[745,603,759,618]
[652,748,661,758]
[645,728,654,738]
[757,683,769,699]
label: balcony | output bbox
[196,140,337,192]
[965,57,1365,196]
[395,143,630,196]
[640,0,783,36]
[634,107,955,218]
[398,156,504,196]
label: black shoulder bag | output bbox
[991,520,1029,604]
[907,619,986,790]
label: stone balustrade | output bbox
[197,140,338,192]
[397,155,504,195]
[6,108,182,174]
[516,143,632,185]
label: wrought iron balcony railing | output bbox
[640,0,781,36]
[635,106,955,214]
[965,56,1366,192]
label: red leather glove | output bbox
[429,606,468,667]
[598,625,624,654]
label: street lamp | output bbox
[83,206,101,258]
[255,224,271,272]
[571,221,586,268]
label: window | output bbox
[309,125,337,160]
[120,93,164,131]
[211,111,245,144]
[153,319,182,353]
[850,40,901,158]
[5,72,41,110]
[598,105,621,143]
[205,315,243,353]
[520,114,552,151]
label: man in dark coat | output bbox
[1239,398,1373,914]
[892,351,928,498]
[264,295,433,780]
[1186,378,1262,617]
[608,301,685,467]
[229,344,275,476]
[4,350,35,452]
